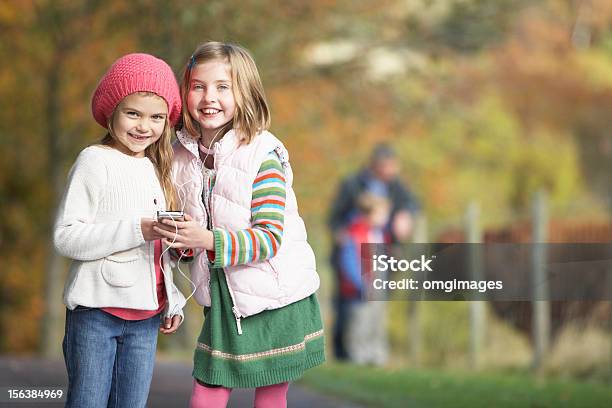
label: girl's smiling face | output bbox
[187,60,236,142]
[111,92,168,157]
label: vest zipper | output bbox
[232,306,243,335]
[202,157,245,336]
[224,266,244,335]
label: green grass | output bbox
[299,363,612,408]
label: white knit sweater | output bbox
[54,145,185,318]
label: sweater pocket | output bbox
[101,248,142,287]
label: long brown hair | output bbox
[100,92,177,209]
[179,41,270,144]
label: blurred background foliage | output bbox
[0,0,610,380]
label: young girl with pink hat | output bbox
[54,53,186,407]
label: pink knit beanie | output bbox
[91,53,181,128]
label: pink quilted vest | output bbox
[171,129,320,331]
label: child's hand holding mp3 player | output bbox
[153,210,215,251]
[157,210,185,222]
[140,211,185,242]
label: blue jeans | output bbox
[62,307,160,408]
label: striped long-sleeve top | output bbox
[210,151,286,267]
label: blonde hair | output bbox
[180,41,270,144]
[357,192,391,216]
[100,92,178,209]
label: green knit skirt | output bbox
[192,267,325,388]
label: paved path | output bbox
[0,357,363,408]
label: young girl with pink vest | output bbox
[154,41,324,407]
[54,53,186,407]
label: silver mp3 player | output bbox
[156,210,185,222]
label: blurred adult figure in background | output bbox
[328,143,420,361]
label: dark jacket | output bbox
[328,169,420,243]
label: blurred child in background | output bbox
[338,191,392,366]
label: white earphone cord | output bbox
[160,131,219,316]
[198,130,218,166]
[159,179,198,315]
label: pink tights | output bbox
[189,379,289,408]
